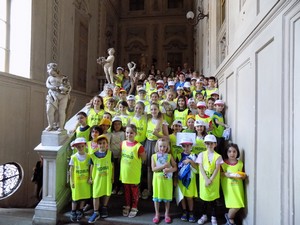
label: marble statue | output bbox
[127,61,136,78]
[97,48,115,84]
[45,63,71,131]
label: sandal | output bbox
[152,215,160,224]
[128,208,138,218]
[164,215,171,223]
[122,206,130,217]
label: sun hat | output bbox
[70,137,87,147]
[112,116,122,123]
[156,80,164,84]
[96,134,108,143]
[204,134,217,143]
[126,95,135,101]
[179,138,194,146]
[211,91,219,96]
[100,118,111,126]
[197,101,206,108]
[194,120,209,128]
[172,120,183,126]
[187,98,196,105]
[214,99,224,105]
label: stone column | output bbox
[32,132,71,225]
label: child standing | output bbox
[174,95,191,129]
[87,125,102,155]
[221,143,246,225]
[176,138,198,223]
[151,138,177,224]
[69,138,91,222]
[192,120,208,155]
[183,115,196,133]
[130,101,147,144]
[75,111,90,142]
[87,96,105,127]
[88,135,113,223]
[120,124,146,218]
[196,134,223,225]
[110,116,126,195]
[169,120,183,158]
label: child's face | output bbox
[173,124,182,132]
[103,114,112,120]
[98,139,108,151]
[100,124,109,132]
[181,144,192,153]
[119,92,127,99]
[197,107,206,114]
[205,141,217,150]
[107,101,114,109]
[119,104,127,113]
[138,92,146,99]
[179,74,185,82]
[167,92,174,100]
[77,115,87,125]
[187,119,195,129]
[158,90,164,97]
[113,121,122,131]
[195,125,205,133]
[150,105,159,117]
[207,100,215,110]
[135,104,144,115]
[177,89,184,96]
[93,97,102,107]
[211,94,219,100]
[189,101,196,109]
[227,147,238,160]
[127,100,135,107]
[126,127,136,140]
[117,69,122,74]
[196,93,204,101]
[178,98,185,108]
[151,94,159,102]
[215,104,224,112]
[196,81,202,88]
[208,79,215,87]
[75,143,86,153]
[149,80,156,87]
[106,89,113,96]
[91,129,100,139]
[157,141,168,154]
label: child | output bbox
[187,98,198,115]
[87,125,102,155]
[130,101,147,144]
[151,138,177,224]
[192,120,208,155]
[99,118,112,148]
[126,95,136,117]
[120,124,146,218]
[117,100,131,128]
[196,134,223,225]
[174,95,191,129]
[135,87,150,107]
[69,137,91,222]
[221,143,246,225]
[205,97,216,118]
[87,95,105,127]
[144,103,169,199]
[205,76,219,100]
[183,115,196,133]
[195,101,212,131]
[75,111,90,142]
[110,116,126,195]
[105,97,117,117]
[169,120,183,158]
[211,100,229,156]
[176,138,198,223]
[115,67,124,87]
[88,135,114,223]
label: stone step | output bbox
[57,195,235,225]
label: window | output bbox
[129,0,144,11]
[0,0,32,78]
[0,162,23,200]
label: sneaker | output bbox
[181,211,188,221]
[101,206,108,218]
[211,216,218,225]
[141,189,149,199]
[197,215,207,224]
[76,210,83,221]
[189,213,196,223]
[70,211,77,222]
[88,212,100,223]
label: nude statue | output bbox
[97,48,115,84]
[45,63,71,131]
[127,61,136,79]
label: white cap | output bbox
[156,80,164,84]
[177,86,184,90]
[197,101,206,108]
[183,82,191,88]
[116,66,124,71]
[157,87,164,92]
[126,95,135,101]
[172,120,183,126]
[179,138,194,146]
[138,87,146,92]
[168,81,175,86]
[204,134,217,143]
[71,137,87,147]
[211,91,219,96]
[194,120,208,128]
[214,99,224,105]
[187,98,196,105]
[112,116,122,123]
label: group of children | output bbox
[68,72,247,225]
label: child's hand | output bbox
[163,162,171,168]
[182,159,190,165]
[88,178,93,184]
[205,178,212,186]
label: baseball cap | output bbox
[197,101,206,108]
[177,86,184,90]
[214,100,224,105]
[96,134,108,143]
[156,80,164,84]
[187,98,196,105]
[138,87,146,93]
[183,82,191,88]
[172,120,182,126]
[119,88,126,93]
[116,67,124,71]
[70,137,87,147]
[168,81,175,86]
[126,95,135,101]
[112,116,122,123]
[100,118,111,126]
[179,138,194,146]
[204,134,217,143]
[194,120,208,128]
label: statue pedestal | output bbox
[41,130,68,146]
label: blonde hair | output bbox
[154,138,170,153]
